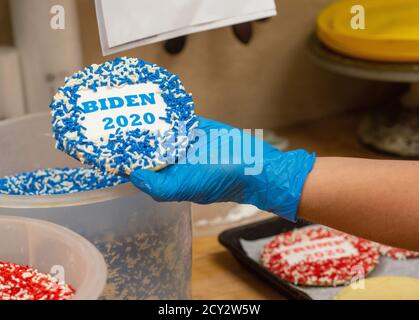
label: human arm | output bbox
[130,118,419,251]
[299,157,419,251]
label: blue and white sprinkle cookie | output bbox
[50,56,198,176]
[0,168,127,196]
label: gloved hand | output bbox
[130,117,316,221]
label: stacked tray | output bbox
[317,0,419,62]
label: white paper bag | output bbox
[95,0,277,55]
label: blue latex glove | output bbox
[130,117,315,221]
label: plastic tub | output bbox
[0,215,107,300]
[0,113,192,299]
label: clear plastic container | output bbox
[0,113,192,300]
[0,215,107,300]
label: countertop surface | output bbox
[192,235,285,300]
[191,109,394,300]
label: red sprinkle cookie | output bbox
[0,261,75,300]
[260,226,380,287]
[378,244,419,261]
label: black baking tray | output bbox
[218,217,314,300]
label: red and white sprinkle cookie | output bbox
[377,244,419,261]
[260,225,379,287]
[0,261,75,300]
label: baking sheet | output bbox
[241,234,419,300]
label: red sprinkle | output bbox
[0,261,75,300]
[260,226,380,287]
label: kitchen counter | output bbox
[192,235,285,299]
[192,109,394,299]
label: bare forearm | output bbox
[299,157,419,251]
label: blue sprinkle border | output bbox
[50,57,198,176]
[0,168,127,196]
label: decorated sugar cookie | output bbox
[335,277,419,300]
[50,57,198,175]
[377,244,419,261]
[260,225,379,287]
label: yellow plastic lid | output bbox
[317,0,419,62]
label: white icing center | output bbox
[273,236,359,266]
[77,83,171,141]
